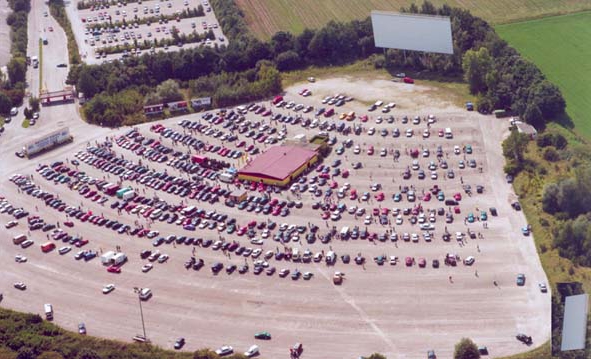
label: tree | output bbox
[462,47,492,94]
[29,96,40,112]
[529,80,566,120]
[77,69,98,98]
[522,102,543,128]
[454,338,480,359]
[275,50,301,71]
[0,92,13,115]
[542,183,560,214]
[502,130,529,163]
[367,354,387,359]
[155,79,183,104]
[7,57,26,84]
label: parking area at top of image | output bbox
[74,0,226,61]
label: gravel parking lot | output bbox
[68,0,226,64]
[0,77,550,359]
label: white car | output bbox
[353,145,361,154]
[244,345,259,357]
[464,256,475,265]
[157,254,169,263]
[215,346,233,356]
[58,246,72,255]
[364,215,372,225]
[389,256,398,265]
[396,216,403,225]
[250,238,264,245]
[539,283,548,293]
[368,127,375,135]
[5,220,18,229]
[411,233,419,242]
[103,284,115,294]
[15,254,27,263]
[251,248,262,258]
[406,128,413,137]
[142,263,153,272]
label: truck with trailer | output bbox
[23,127,73,158]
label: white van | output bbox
[445,128,453,139]
[10,107,18,116]
[139,288,152,301]
[374,100,383,107]
[44,303,53,320]
[292,248,300,262]
[340,227,349,238]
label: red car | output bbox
[75,239,89,247]
[107,265,121,273]
[375,192,385,201]
[367,146,374,155]
[405,257,414,266]
[418,258,426,267]
[454,193,462,201]
[64,221,74,227]
[403,76,414,84]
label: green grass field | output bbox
[236,0,591,39]
[497,11,591,139]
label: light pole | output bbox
[133,287,147,341]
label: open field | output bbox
[235,0,591,39]
[0,73,550,358]
[496,11,591,139]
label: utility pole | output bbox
[133,287,148,341]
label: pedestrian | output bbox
[449,275,453,283]
[475,270,478,277]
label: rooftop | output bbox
[239,145,318,181]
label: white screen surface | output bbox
[371,11,453,54]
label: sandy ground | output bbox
[67,0,227,65]
[0,0,11,69]
[0,72,550,358]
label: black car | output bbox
[211,262,223,273]
[341,254,350,264]
[516,333,532,345]
[512,202,521,211]
[174,337,185,349]
[57,63,67,68]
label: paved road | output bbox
[0,0,11,68]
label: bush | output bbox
[454,338,480,359]
[543,147,560,162]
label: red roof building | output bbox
[238,145,319,186]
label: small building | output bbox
[514,120,538,139]
[228,190,247,203]
[238,144,320,187]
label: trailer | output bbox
[116,187,132,199]
[112,253,127,266]
[101,251,116,265]
[121,190,136,201]
[23,127,73,158]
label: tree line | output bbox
[0,0,31,115]
[71,0,565,130]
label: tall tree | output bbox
[462,47,492,94]
[7,57,26,84]
[502,130,529,163]
[454,338,480,359]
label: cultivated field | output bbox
[236,0,591,39]
[0,75,550,358]
[496,11,591,139]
